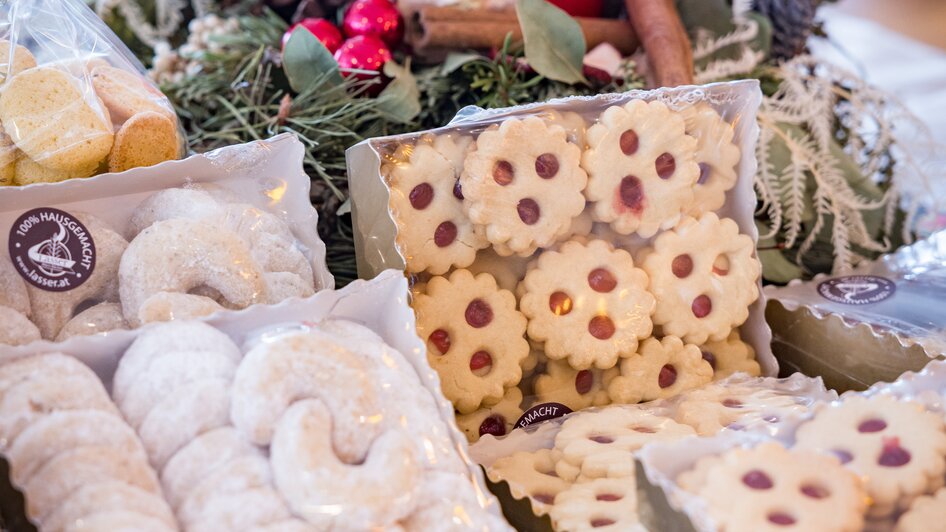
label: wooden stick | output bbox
[624,0,693,87]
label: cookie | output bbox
[683,442,866,532]
[699,330,761,380]
[387,135,486,274]
[519,239,655,370]
[897,487,946,532]
[487,449,570,515]
[0,130,16,185]
[535,360,618,411]
[641,213,761,344]
[0,67,113,172]
[680,103,741,214]
[550,477,646,532]
[466,247,533,293]
[107,111,181,173]
[412,269,529,413]
[794,395,946,517]
[456,386,523,442]
[608,336,713,404]
[674,384,810,436]
[0,305,40,346]
[461,117,588,256]
[582,99,699,237]
[543,110,588,147]
[0,40,37,83]
[13,154,100,185]
[91,66,176,124]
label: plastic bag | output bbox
[0,134,331,347]
[347,80,772,442]
[0,0,184,186]
[0,271,511,530]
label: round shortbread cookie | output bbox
[13,155,100,185]
[641,213,761,344]
[456,386,523,442]
[582,99,699,237]
[673,384,810,436]
[535,360,618,411]
[107,111,181,173]
[0,305,41,346]
[91,66,176,125]
[0,67,113,172]
[550,477,646,532]
[680,103,740,215]
[897,487,946,532]
[412,269,528,413]
[487,449,570,516]
[0,40,37,83]
[698,329,760,380]
[42,481,176,532]
[461,117,588,256]
[608,336,713,404]
[55,302,128,342]
[520,239,655,370]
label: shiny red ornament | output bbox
[282,18,344,53]
[548,0,604,18]
[342,0,404,47]
[333,35,392,95]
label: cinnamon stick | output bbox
[408,6,639,56]
[624,0,693,87]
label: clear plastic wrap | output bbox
[0,134,331,347]
[347,80,773,442]
[0,270,511,530]
[0,0,184,186]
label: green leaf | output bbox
[755,220,804,284]
[377,60,421,124]
[675,0,734,38]
[283,26,343,93]
[441,53,482,75]
[745,12,773,59]
[766,123,815,224]
[515,0,588,85]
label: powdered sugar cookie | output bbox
[699,330,760,380]
[387,135,486,274]
[412,269,528,413]
[520,239,655,370]
[136,292,224,324]
[456,386,523,442]
[42,481,176,532]
[461,117,587,256]
[550,477,646,532]
[177,453,277,526]
[0,305,40,346]
[0,258,30,316]
[897,487,946,532]
[58,510,175,532]
[687,442,867,532]
[794,395,946,517]
[641,213,760,344]
[401,471,514,532]
[582,99,699,237]
[535,360,618,411]
[674,385,809,436]
[608,336,713,404]
[55,302,128,341]
[185,488,291,532]
[487,449,570,515]
[680,103,740,214]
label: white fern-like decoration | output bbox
[94,0,215,47]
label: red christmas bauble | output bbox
[282,18,344,53]
[334,35,392,95]
[342,0,403,47]
[548,0,604,18]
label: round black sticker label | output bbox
[817,275,895,305]
[8,208,96,292]
[514,402,573,429]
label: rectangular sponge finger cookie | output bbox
[108,111,180,173]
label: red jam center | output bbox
[428,329,450,355]
[434,221,457,247]
[857,418,887,433]
[633,426,656,433]
[619,175,644,212]
[591,519,616,528]
[697,162,711,184]
[517,198,541,225]
[692,295,712,318]
[620,130,639,155]
[831,449,854,464]
[589,435,613,444]
[465,299,493,328]
[453,179,464,200]
[469,351,493,375]
[588,316,615,340]
[549,291,573,315]
[701,351,717,371]
[658,364,677,388]
[596,494,622,502]
[532,493,554,504]
[800,484,829,499]
[588,268,617,292]
[672,254,693,278]
[767,512,796,526]
[655,152,676,179]
[493,160,514,185]
[878,439,911,467]
[575,370,594,394]
[742,470,773,490]
[409,183,434,209]
[479,415,506,437]
[722,398,743,408]
[535,153,560,179]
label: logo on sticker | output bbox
[514,402,572,429]
[817,275,895,305]
[8,208,96,292]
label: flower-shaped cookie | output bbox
[461,117,588,256]
[897,487,946,532]
[535,360,618,411]
[641,213,761,344]
[388,134,486,274]
[550,477,647,532]
[456,386,523,443]
[794,396,946,517]
[520,239,655,370]
[582,99,699,237]
[681,442,867,532]
[680,103,741,215]
[699,330,761,380]
[608,336,713,404]
[413,269,528,413]
[543,110,589,147]
[487,449,569,516]
[674,384,810,436]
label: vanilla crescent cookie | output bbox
[412,269,528,413]
[794,395,946,517]
[461,117,588,256]
[487,449,570,515]
[55,302,129,341]
[42,481,177,532]
[674,384,810,436]
[535,360,618,411]
[550,477,646,532]
[897,487,946,532]
[684,442,867,532]
[55,511,175,532]
[520,239,655,370]
[582,99,699,237]
[0,258,31,317]
[608,336,713,404]
[387,134,486,274]
[0,305,41,346]
[641,213,761,344]
[680,103,741,214]
[699,329,761,380]
[456,386,523,442]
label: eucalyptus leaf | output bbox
[515,0,587,85]
[745,12,773,59]
[283,26,342,93]
[675,0,734,38]
[377,60,421,124]
[441,53,482,75]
